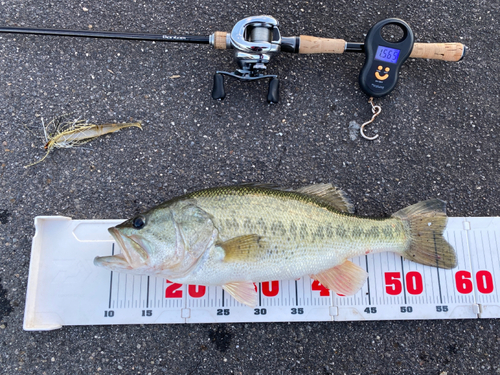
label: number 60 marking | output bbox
[455,270,494,294]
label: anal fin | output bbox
[222,282,258,307]
[311,260,368,295]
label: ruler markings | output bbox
[465,220,476,306]
[116,273,121,309]
[139,275,142,309]
[384,252,389,306]
[280,281,283,306]
[471,231,480,301]
[108,273,113,309]
[146,276,150,308]
[482,231,490,303]
[365,256,371,306]
[445,231,455,304]
[123,274,128,308]
[161,278,164,309]
[295,280,299,306]
[131,275,135,308]
[434,233,443,304]
[443,231,451,304]
[153,277,157,309]
[494,231,500,304]
[372,255,380,306]
[207,285,210,308]
[487,231,498,303]
[458,231,469,303]
[489,230,498,303]
[483,230,493,303]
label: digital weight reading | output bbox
[374,46,400,64]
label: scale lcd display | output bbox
[374,45,400,64]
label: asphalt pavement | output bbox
[1,0,499,373]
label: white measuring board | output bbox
[23,216,500,330]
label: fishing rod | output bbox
[0,15,466,103]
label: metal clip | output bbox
[360,97,382,140]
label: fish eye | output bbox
[132,216,146,229]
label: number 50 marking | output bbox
[384,272,423,295]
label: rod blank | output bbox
[0,26,210,44]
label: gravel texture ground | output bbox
[0,0,499,374]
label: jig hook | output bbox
[360,97,382,140]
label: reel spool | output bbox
[211,16,282,103]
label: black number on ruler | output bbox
[291,308,304,315]
[436,306,449,312]
[142,310,153,316]
[254,308,267,315]
[400,306,413,313]
[364,307,377,314]
[217,309,230,316]
[104,310,115,317]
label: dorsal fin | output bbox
[219,235,269,262]
[295,183,354,213]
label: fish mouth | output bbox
[94,227,150,270]
[93,253,131,271]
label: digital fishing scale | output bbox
[357,19,415,140]
[359,19,414,98]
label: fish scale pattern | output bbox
[172,186,410,285]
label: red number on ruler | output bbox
[311,280,330,296]
[188,285,206,298]
[165,280,183,298]
[384,272,403,295]
[455,271,473,294]
[262,281,279,297]
[476,270,494,294]
[406,271,424,295]
[384,272,424,295]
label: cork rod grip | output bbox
[298,36,346,54]
[410,42,465,61]
[213,31,228,49]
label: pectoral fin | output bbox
[222,282,258,307]
[219,235,268,262]
[311,260,368,295]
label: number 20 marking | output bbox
[165,281,280,299]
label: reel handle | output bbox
[297,36,466,61]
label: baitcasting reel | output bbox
[210,16,282,103]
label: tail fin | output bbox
[392,199,457,269]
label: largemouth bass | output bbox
[94,184,457,307]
